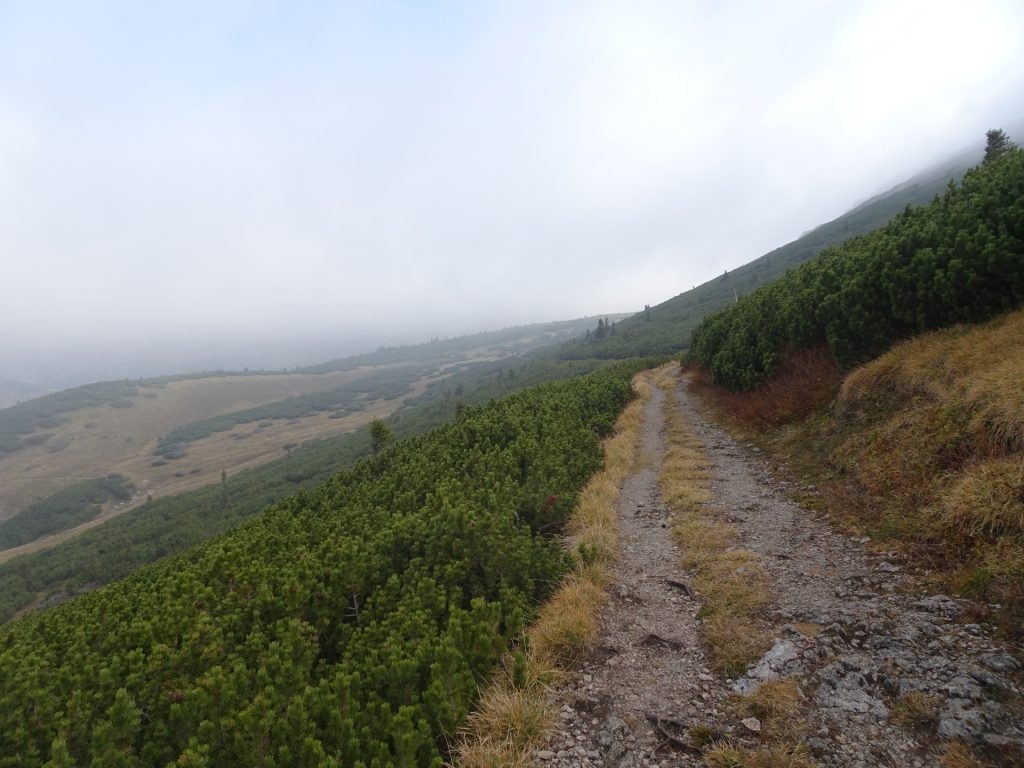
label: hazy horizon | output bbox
[3,1,1023,389]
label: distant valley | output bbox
[0,316,615,562]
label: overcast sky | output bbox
[2,0,1023,381]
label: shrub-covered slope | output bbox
[0,364,641,767]
[690,148,1024,388]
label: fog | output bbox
[2,1,1022,388]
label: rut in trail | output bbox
[537,371,1023,768]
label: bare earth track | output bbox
[539,372,1023,767]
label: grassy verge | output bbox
[452,372,652,766]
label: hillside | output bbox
[2,132,1021,766]
[690,143,1024,388]
[0,378,49,410]
[0,348,642,624]
[0,316,618,559]
[0,363,645,767]
[558,126,1023,362]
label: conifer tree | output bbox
[369,419,394,455]
[984,128,1016,164]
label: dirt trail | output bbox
[539,378,727,767]
[539,373,1023,767]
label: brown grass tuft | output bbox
[700,614,771,678]
[938,455,1024,540]
[704,741,817,768]
[728,679,808,748]
[891,691,940,730]
[940,741,990,768]
[461,672,551,744]
[455,737,536,768]
[688,346,840,431]
[839,311,1024,453]
[529,575,605,667]
[738,680,801,723]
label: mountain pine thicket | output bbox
[0,364,643,767]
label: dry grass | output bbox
[452,370,654,766]
[699,682,814,766]
[704,741,817,768]
[564,476,620,568]
[675,517,736,560]
[456,657,552,754]
[529,574,606,668]
[891,691,940,730]
[939,455,1024,539]
[657,369,773,677]
[834,313,1024,637]
[940,741,990,768]
[737,680,801,724]
[839,310,1024,452]
[455,739,535,768]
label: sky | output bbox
[1,0,1023,384]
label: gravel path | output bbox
[538,373,1023,767]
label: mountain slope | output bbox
[0,379,49,410]
[0,316,620,548]
[0,363,644,767]
[559,125,1023,361]
[0,349,640,624]
[690,145,1024,388]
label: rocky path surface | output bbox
[538,374,1023,767]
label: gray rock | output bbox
[732,639,801,693]
[937,698,988,740]
[815,658,890,718]
[806,737,830,757]
[816,683,890,718]
[978,651,1021,674]
[943,675,983,700]
[914,595,961,618]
